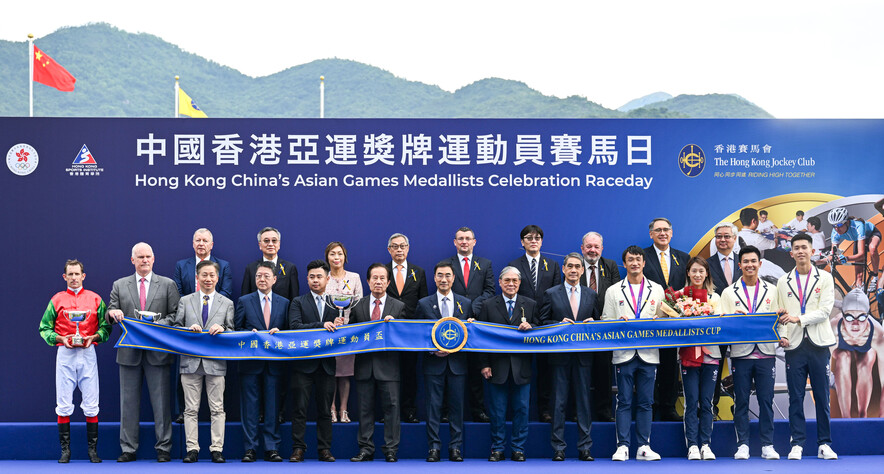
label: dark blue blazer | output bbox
[539,284,598,366]
[706,253,741,295]
[448,255,494,315]
[415,292,472,375]
[287,292,338,375]
[235,291,290,374]
[241,258,299,300]
[509,254,562,308]
[174,255,233,299]
[476,294,537,385]
[642,245,691,291]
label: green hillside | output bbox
[0,23,773,119]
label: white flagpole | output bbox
[174,76,179,118]
[28,34,34,117]
[320,76,325,118]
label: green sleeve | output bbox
[38,301,58,346]
[95,299,111,343]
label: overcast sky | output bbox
[5,0,882,118]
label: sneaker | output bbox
[734,444,750,460]
[762,445,780,460]
[612,446,629,462]
[868,276,878,293]
[687,445,701,460]
[636,445,661,461]
[700,444,716,460]
[788,445,802,460]
[818,444,838,460]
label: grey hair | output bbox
[499,266,522,280]
[193,228,214,241]
[387,233,409,247]
[714,222,738,236]
[257,226,281,241]
[131,242,154,258]
[581,231,603,246]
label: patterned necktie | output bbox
[660,251,670,286]
[570,286,579,318]
[396,264,405,294]
[139,277,147,311]
[462,257,470,287]
[589,265,597,292]
[507,299,514,321]
[201,295,209,325]
[723,256,733,285]
[441,296,450,318]
[371,299,381,321]
[263,295,271,329]
[530,258,537,291]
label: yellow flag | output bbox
[178,87,208,118]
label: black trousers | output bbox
[291,369,335,451]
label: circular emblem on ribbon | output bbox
[431,316,468,353]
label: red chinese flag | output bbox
[33,45,76,92]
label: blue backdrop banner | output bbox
[116,313,780,359]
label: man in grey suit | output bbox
[349,264,407,463]
[172,260,235,463]
[107,242,181,463]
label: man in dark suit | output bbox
[173,228,233,298]
[241,226,299,299]
[287,260,344,463]
[235,262,290,463]
[475,266,537,462]
[508,225,561,422]
[107,242,180,463]
[580,231,620,422]
[707,222,741,295]
[349,264,407,463]
[539,252,598,462]
[415,261,471,462]
[172,260,235,463]
[385,233,428,424]
[448,226,494,422]
[643,217,691,421]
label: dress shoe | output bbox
[157,450,171,462]
[578,449,595,461]
[660,409,683,422]
[448,449,463,462]
[488,451,504,462]
[289,448,304,462]
[183,450,199,463]
[474,412,491,423]
[211,451,225,463]
[241,449,256,462]
[350,451,374,462]
[258,414,264,424]
[426,449,441,462]
[553,450,566,461]
[117,452,137,463]
[318,449,336,462]
[511,451,526,462]
[264,450,283,462]
[441,414,449,423]
[595,412,615,422]
[540,412,552,423]
[174,413,184,424]
[403,412,419,423]
[385,452,398,462]
[278,413,286,424]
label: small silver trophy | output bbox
[133,310,161,322]
[65,310,90,346]
[324,293,361,321]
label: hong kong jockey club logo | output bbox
[678,144,705,177]
[66,144,104,176]
[431,316,468,353]
[6,143,39,176]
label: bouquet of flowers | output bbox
[660,287,718,366]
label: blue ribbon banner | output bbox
[116,313,780,360]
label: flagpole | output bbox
[320,76,325,118]
[28,34,34,117]
[174,76,180,118]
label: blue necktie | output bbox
[201,295,209,325]
[507,299,514,321]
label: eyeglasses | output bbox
[844,313,869,322]
[652,227,672,234]
[255,274,274,280]
[388,244,409,250]
[522,235,542,242]
[715,234,734,240]
[261,238,279,244]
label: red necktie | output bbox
[462,257,470,287]
[371,299,381,321]
[589,265,597,292]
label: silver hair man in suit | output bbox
[172,260,234,463]
[107,242,181,463]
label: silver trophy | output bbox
[65,310,90,346]
[133,310,161,322]
[324,292,361,322]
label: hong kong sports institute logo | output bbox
[678,144,705,177]
[6,143,39,176]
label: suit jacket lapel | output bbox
[252,294,266,329]
[145,274,160,311]
[620,281,635,316]
[127,276,140,313]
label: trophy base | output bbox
[71,336,85,346]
